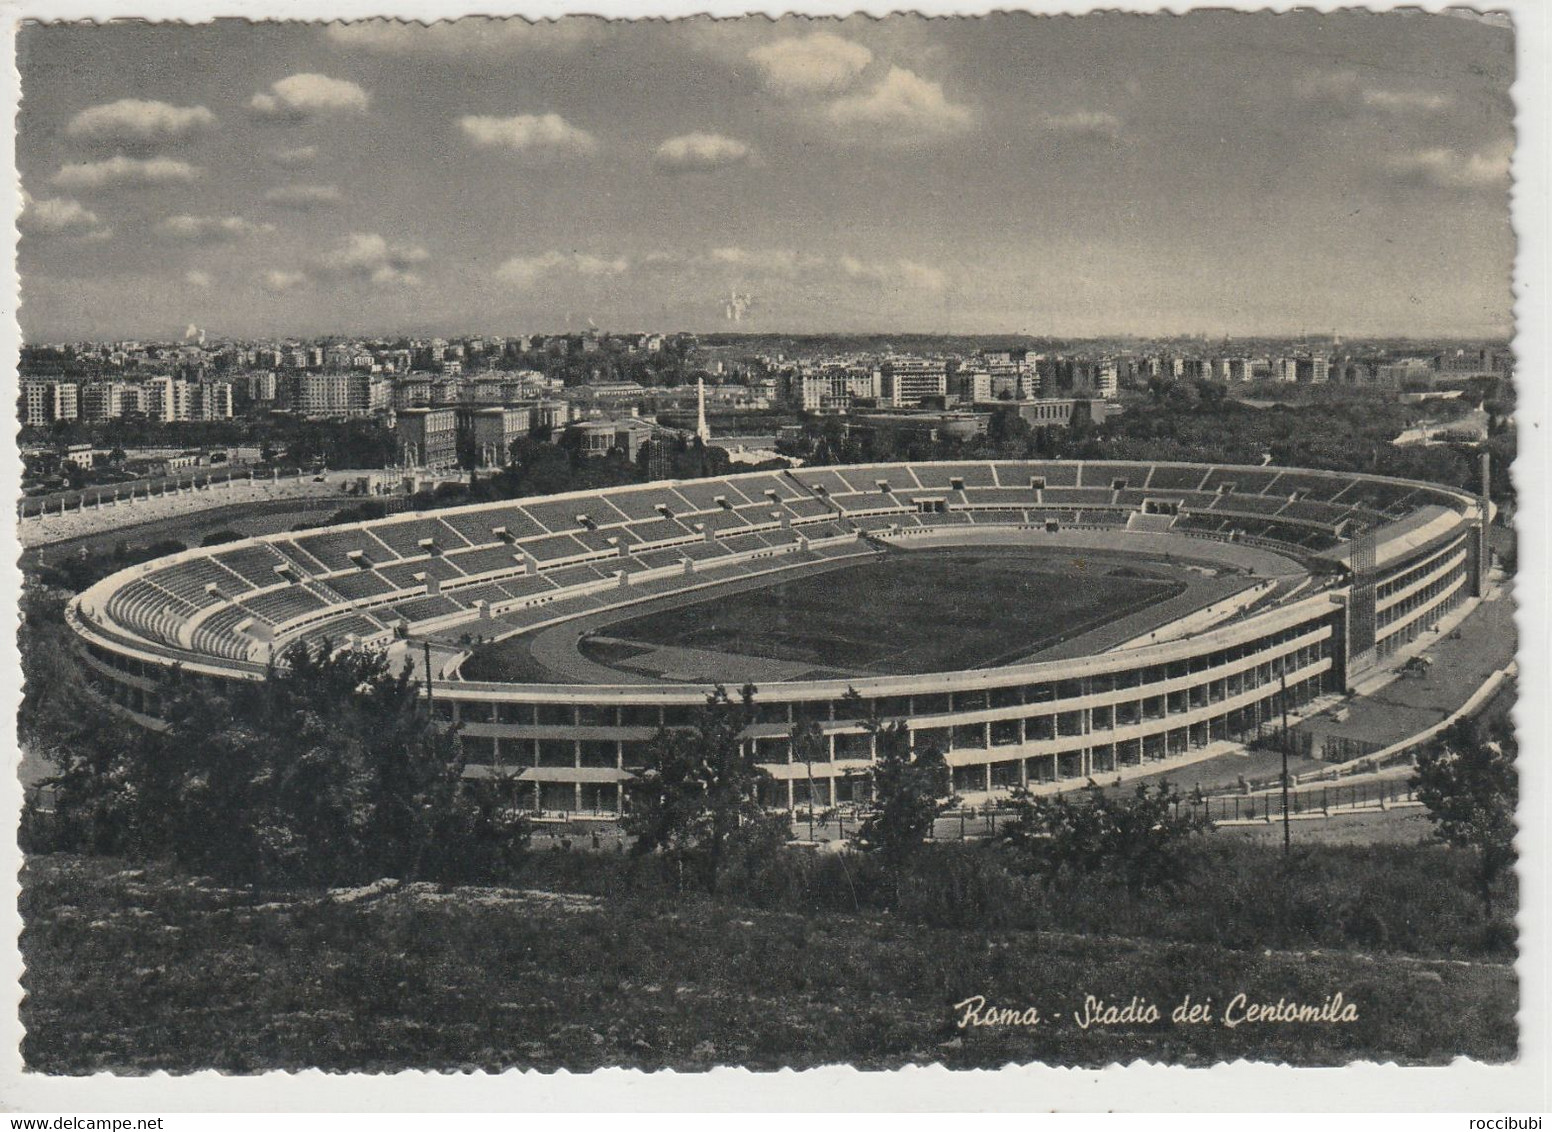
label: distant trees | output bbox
[33,539,188,593]
[624,684,787,893]
[1093,386,1514,505]
[998,782,1211,896]
[778,377,1504,486]
[1412,713,1518,918]
[285,417,397,469]
[323,499,389,526]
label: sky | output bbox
[15,12,1515,342]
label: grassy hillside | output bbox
[22,853,1515,1073]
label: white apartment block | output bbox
[295,373,352,417]
[954,370,993,403]
[880,357,948,408]
[1093,360,1119,399]
[143,376,191,422]
[789,367,881,411]
[21,380,79,427]
[1297,357,1330,384]
[189,382,234,421]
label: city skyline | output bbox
[18,13,1515,342]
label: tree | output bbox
[851,696,955,904]
[18,586,152,857]
[790,717,826,840]
[624,684,785,892]
[1412,713,1518,918]
[94,640,528,886]
[999,782,1211,895]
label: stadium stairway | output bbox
[1126,512,1180,533]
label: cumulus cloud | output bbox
[704,245,823,276]
[249,74,371,122]
[652,133,754,174]
[185,269,213,288]
[495,251,629,287]
[327,18,600,55]
[156,214,276,242]
[1299,70,1453,116]
[826,66,974,139]
[747,33,873,95]
[65,98,217,147]
[19,194,113,240]
[50,154,202,191]
[897,260,949,292]
[1041,110,1123,139]
[270,144,319,168]
[263,184,344,210]
[459,113,598,158]
[840,254,947,292]
[1386,144,1511,190]
[1362,88,1453,114]
[313,232,430,287]
[261,269,310,294]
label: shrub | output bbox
[998,782,1212,895]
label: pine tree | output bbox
[624,684,784,892]
[1412,713,1518,918]
[851,692,955,905]
[127,640,528,886]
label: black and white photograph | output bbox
[4,3,1538,1106]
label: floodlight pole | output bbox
[1279,667,1291,859]
[424,640,434,714]
[806,757,816,842]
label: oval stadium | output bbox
[67,460,1491,816]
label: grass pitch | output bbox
[591,548,1184,676]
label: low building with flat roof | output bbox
[569,417,655,460]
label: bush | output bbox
[998,782,1212,895]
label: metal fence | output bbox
[1176,776,1419,824]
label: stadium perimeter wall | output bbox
[65,461,1485,814]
